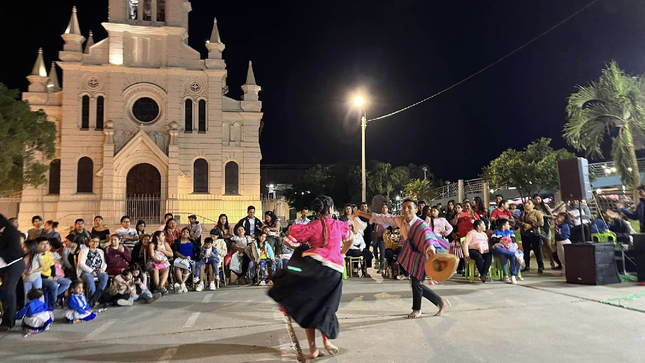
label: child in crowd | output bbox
[278,227,296,270]
[131,264,161,303]
[66,280,98,323]
[15,288,53,336]
[62,239,79,281]
[491,218,523,284]
[555,212,572,277]
[590,212,609,234]
[253,232,276,286]
[22,240,44,301]
[346,223,367,276]
[210,229,228,282]
[231,225,254,283]
[195,238,220,292]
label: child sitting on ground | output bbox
[131,263,162,303]
[253,232,276,286]
[15,288,54,336]
[66,280,98,323]
[195,238,220,291]
[491,218,524,284]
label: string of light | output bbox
[368,0,600,122]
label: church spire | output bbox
[84,30,94,54]
[47,61,61,92]
[245,60,257,86]
[60,6,85,61]
[65,6,81,35]
[209,18,222,44]
[30,48,47,77]
[205,17,226,69]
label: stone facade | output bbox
[20,1,263,228]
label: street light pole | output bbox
[361,111,367,203]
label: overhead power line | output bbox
[368,0,600,122]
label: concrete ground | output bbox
[1,267,644,363]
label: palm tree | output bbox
[564,61,645,201]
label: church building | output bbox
[19,0,263,228]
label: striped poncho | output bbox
[398,218,449,280]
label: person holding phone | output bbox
[105,234,131,276]
[116,216,139,250]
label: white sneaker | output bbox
[195,282,204,292]
[174,283,180,292]
[116,299,133,306]
[193,277,200,284]
[181,283,187,293]
[259,280,266,286]
[353,268,359,274]
[209,281,216,290]
[511,276,518,285]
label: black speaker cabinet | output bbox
[632,234,645,282]
[564,243,620,285]
[558,158,592,201]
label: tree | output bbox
[283,165,328,211]
[404,179,436,202]
[390,166,411,198]
[0,83,56,196]
[367,161,394,201]
[284,162,361,211]
[564,61,645,201]
[482,138,575,199]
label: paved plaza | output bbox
[1,267,644,363]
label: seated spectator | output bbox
[15,288,53,336]
[66,219,91,248]
[90,216,110,249]
[163,218,181,246]
[509,203,521,219]
[252,232,276,286]
[105,234,132,276]
[490,219,523,284]
[61,238,79,281]
[158,213,173,232]
[116,216,139,250]
[463,220,492,283]
[41,220,61,242]
[215,214,234,240]
[605,210,632,243]
[590,212,609,234]
[278,227,297,269]
[195,237,220,291]
[27,215,44,241]
[23,239,44,302]
[262,226,283,270]
[77,237,109,307]
[230,225,255,283]
[209,229,229,281]
[172,227,198,293]
[39,238,71,310]
[101,269,138,307]
[345,223,372,278]
[131,263,161,303]
[130,234,150,268]
[65,281,97,324]
[147,231,172,295]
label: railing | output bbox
[126,195,164,225]
[588,157,645,177]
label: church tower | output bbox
[20,1,264,228]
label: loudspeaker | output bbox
[633,234,645,282]
[558,158,592,201]
[564,243,620,285]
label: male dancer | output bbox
[355,199,450,318]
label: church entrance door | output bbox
[126,163,162,224]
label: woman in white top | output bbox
[424,206,453,239]
[463,220,492,283]
[77,237,109,306]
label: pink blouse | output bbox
[425,217,453,237]
[285,217,352,273]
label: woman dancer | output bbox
[356,199,451,319]
[268,196,352,359]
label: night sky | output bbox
[1,0,645,182]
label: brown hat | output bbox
[425,254,459,283]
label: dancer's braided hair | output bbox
[312,195,334,247]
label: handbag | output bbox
[173,257,191,270]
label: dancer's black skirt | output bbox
[268,255,343,339]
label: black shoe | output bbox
[554,265,563,270]
[538,268,544,275]
[521,267,531,272]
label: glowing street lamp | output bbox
[354,96,367,202]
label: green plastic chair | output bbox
[591,231,616,244]
[464,259,493,283]
[493,257,522,281]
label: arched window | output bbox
[77,157,93,193]
[142,0,152,21]
[225,161,239,195]
[184,99,193,132]
[157,0,165,22]
[48,159,61,195]
[198,100,206,132]
[193,158,209,193]
[81,95,90,129]
[96,96,105,130]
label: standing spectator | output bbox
[188,215,202,245]
[490,194,503,213]
[358,202,373,261]
[517,199,545,274]
[116,216,139,250]
[235,205,263,238]
[27,216,43,240]
[66,219,91,247]
[424,206,453,240]
[23,240,44,301]
[90,216,110,249]
[416,201,426,218]
[534,195,557,269]
[135,220,146,236]
[0,214,27,332]
[490,199,515,230]
[463,220,492,283]
[77,237,108,306]
[158,213,174,231]
[444,200,457,223]
[163,218,182,247]
[554,213,572,277]
[509,203,521,218]
[105,234,132,276]
[38,238,71,310]
[7,218,26,240]
[41,220,61,242]
[617,185,645,232]
[472,197,488,228]
[339,204,353,222]
[451,202,480,239]
[372,203,391,274]
[295,207,310,225]
[215,214,233,239]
